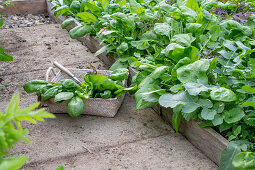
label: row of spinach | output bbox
[50,0,255,169]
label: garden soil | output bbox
[0,24,217,169]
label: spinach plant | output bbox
[24,68,129,117]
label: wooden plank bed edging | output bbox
[161,107,228,165]
[2,0,47,15]
[46,0,228,166]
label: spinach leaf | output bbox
[67,96,84,117]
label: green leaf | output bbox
[84,2,102,17]
[242,85,255,94]
[201,108,217,120]
[23,80,49,93]
[154,23,171,36]
[184,82,210,96]
[223,40,237,51]
[55,165,65,170]
[0,18,4,28]
[116,42,128,53]
[186,0,203,23]
[67,96,84,117]
[232,152,255,170]
[54,92,74,103]
[171,34,196,47]
[198,99,213,108]
[42,86,59,101]
[131,40,150,50]
[210,87,237,102]
[99,0,109,9]
[185,23,202,34]
[54,6,70,17]
[61,18,75,29]
[77,12,97,24]
[219,141,249,170]
[108,68,129,81]
[244,112,255,126]
[129,0,144,14]
[212,114,224,126]
[0,156,27,170]
[69,25,93,39]
[0,46,13,61]
[224,108,245,124]
[84,74,108,85]
[181,102,200,113]
[177,59,210,84]
[159,91,197,108]
[100,90,112,99]
[172,106,182,133]
[95,45,109,57]
[70,0,80,13]
[61,79,80,89]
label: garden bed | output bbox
[45,0,230,166]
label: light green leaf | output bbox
[210,87,237,102]
[131,40,150,50]
[219,141,250,170]
[0,46,13,61]
[224,108,245,124]
[154,23,171,36]
[159,92,197,108]
[54,6,70,17]
[61,18,75,29]
[212,114,224,126]
[233,152,255,170]
[184,82,210,96]
[108,68,129,81]
[77,12,97,24]
[171,34,196,47]
[177,59,210,84]
[0,156,27,170]
[54,92,74,103]
[67,96,84,117]
[172,106,182,133]
[201,108,217,120]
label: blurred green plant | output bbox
[0,93,55,169]
[0,0,13,61]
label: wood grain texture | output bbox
[161,107,228,165]
[2,0,46,15]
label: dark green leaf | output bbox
[54,92,74,103]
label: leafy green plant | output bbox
[51,0,255,168]
[24,68,128,117]
[0,0,13,61]
[0,93,55,169]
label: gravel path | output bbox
[1,14,53,29]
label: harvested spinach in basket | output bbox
[23,68,128,117]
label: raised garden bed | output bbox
[45,0,231,166]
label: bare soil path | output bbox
[0,24,217,170]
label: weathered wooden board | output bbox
[2,0,46,15]
[161,107,228,165]
[46,0,229,166]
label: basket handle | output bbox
[46,67,57,82]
